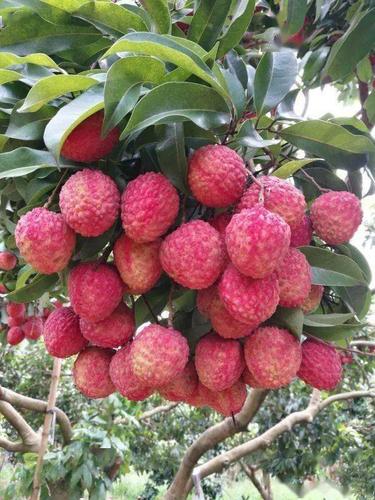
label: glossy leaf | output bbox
[218,0,256,58]
[6,101,56,141]
[304,313,355,327]
[235,120,280,148]
[188,0,232,51]
[0,52,60,69]
[270,306,304,339]
[0,148,58,179]
[365,90,375,125]
[0,68,21,84]
[278,0,308,36]
[303,322,364,341]
[6,273,59,303]
[273,159,318,179]
[140,0,171,34]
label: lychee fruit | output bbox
[7,316,24,328]
[0,251,17,271]
[209,380,247,416]
[44,307,88,358]
[159,360,198,402]
[113,233,162,294]
[297,338,342,390]
[242,367,263,388]
[109,344,153,401]
[188,144,247,207]
[15,208,76,275]
[290,215,313,247]
[7,326,25,346]
[80,302,134,349]
[121,172,179,243]
[0,283,8,294]
[131,325,189,388]
[301,284,324,314]
[195,333,245,391]
[238,176,306,228]
[208,213,231,234]
[160,220,225,289]
[310,191,362,245]
[226,206,290,279]
[73,347,115,399]
[6,302,26,318]
[68,262,124,323]
[339,351,354,365]
[244,327,302,389]
[196,285,216,317]
[61,110,119,163]
[59,169,120,237]
[219,264,279,325]
[276,248,311,308]
[22,316,43,340]
[185,382,215,408]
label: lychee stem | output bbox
[247,169,265,204]
[43,170,69,209]
[300,169,331,193]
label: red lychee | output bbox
[109,344,153,401]
[290,215,313,247]
[219,264,279,325]
[276,248,311,308]
[244,327,302,389]
[0,251,17,271]
[7,316,24,328]
[22,317,43,340]
[159,360,198,402]
[61,110,119,163]
[6,302,26,319]
[160,220,225,289]
[242,367,263,388]
[15,208,76,275]
[0,283,8,294]
[131,325,189,388]
[297,338,342,390]
[188,144,247,207]
[44,307,88,358]
[209,380,247,416]
[310,191,362,245]
[195,333,245,392]
[301,284,324,314]
[59,169,120,237]
[113,233,162,294]
[73,347,115,399]
[80,302,134,349]
[196,285,216,317]
[238,176,306,228]
[7,326,25,346]
[121,172,179,243]
[339,351,354,365]
[68,262,124,323]
[226,206,290,279]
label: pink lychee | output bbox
[209,380,247,416]
[196,285,216,317]
[7,326,25,346]
[44,307,88,358]
[290,215,313,247]
[73,347,115,398]
[7,316,24,328]
[242,367,263,388]
[185,382,216,408]
[159,360,198,402]
[301,284,324,314]
[276,248,311,308]
[6,302,26,319]
[0,251,17,271]
[22,316,43,340]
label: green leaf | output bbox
[218,0,256,58]
[322,8,375,81]
[357,56,373,83]
[19,74,98,113]
[139,0,171,34]
[335,286,371,320]
[122,82,230,139]
[188,0,232,51]
[254,50,297,116]
[273,159,318,179]
[304,313,355,327]
[0,68,21,84]
[235,119,280,148]
[365,90,375,125]
[304,322,363,342]
[6,273,59,303]
[278,0,308,36]
[0,147,58,179]
[337,243,372,285]
[135,285,170,327]
[221,66,247,117]
[270,306,304,339]
[6,101,56,141]
[303,47,330,84]
[0,52,60,70]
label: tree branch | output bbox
[240,462,271,500]
[0,401,40,452]
[139,402,179,421]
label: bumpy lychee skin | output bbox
[59,169,120,237]
[131,325,189,389]
[6,302,26,319]
[159,360,198,402]
[7,326,25,346]
[301,284,324,314]
[297,338,342,390]
[290,215,313,247]
[22,317,43,340]
[160,220,225,289]
[310,191,362,245]
[195,333,245,392]
[109,344,153,401]
[113,233,162,294]
[121,172,179,243]
[80,303,134,349]
[8,316,24,328]
[219,264,279,325]
[226,206,291,279]
[186,382,215,408]
[44,307,88,358]
[68,262,124,323]
[73,347,115,399]
[276,248,311,308]
[238,176,306,228]
[0,251,17,271]
[61,111,120,163]
[244,327,302,389]
[188,145,247,208]
[196,285,216,317]
[15,208,76,275]
[242,367,263,388]
[210,380,247,416]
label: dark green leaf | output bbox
[303,47,330,84]
[221,67,246,117]
[7,273,59,303]
[304,313,355,327]
[0,148,59,179]
[235,119,280,148]
[188,0,232,51]
[139,0,171,34]
[304,322,364,341]
[365,90,375,125]
[279,0,308,36]
[6,101,56,141]
[135,285,170,326]
[334,285,371,320]
[218,0,256,58]
[269,306,304,339]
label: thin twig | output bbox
[304,333,375,358]
[142,295,159,324]
[300,169,331,193]
[43,170,69,209]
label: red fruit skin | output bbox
[113,233,162,294]
[0,251,17,271]
[80,302,134,349]
[15,208,76,275]
[301,284,324,314]
[160,220,226,289]
[208,213,231,234]
[244,327,302,389]
[226,206,291,279]
[238,176,306,229]
[0,283,8,294]
[310,191,362,245]
[287,29,305,47]
[159,360,198,402]
[277,248,311,308]
[196,285,216,317]
[8,316,25,328]
[186,382,216,408]
[131,325,189,389]
[121,172,179,243]
[290,215,313,247]
[242,367,263,388]
[22,317,43,340]
[61,111,119,163]
[68,262,124,323]
[339,351,354,365]
[59,169,120,237]
[73,347,115,399]
[44,307,88,358]
[109,344,153,401]
[297,339,342,390]
[219,264,279,325]
[188,145,247,208]
[7,326,25,345]
[6,302,26,318]
[195,333,245,392]
[209,380,247,416]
